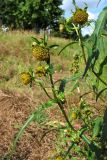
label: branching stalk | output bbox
[49,72,75,131]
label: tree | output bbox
[0,0,63,31]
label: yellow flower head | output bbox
[71,112,77,120]
[20,72,31,85]
[59,24,64,32]
[32,45,50,62]
[35,65,46,77]
[72,8,88,25]
[56,156,63,160]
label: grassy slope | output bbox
[0,30,107,97]
[0,31,79,90]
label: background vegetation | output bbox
[0,0,107,160]
[0,0,63,31]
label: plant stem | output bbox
[58,101,75,131]
[79,28,87,65]
[49,65,94,149]
[49,73,75,131]
[92,69,107,86]
[39,82,53,99]
[64,142,75,158]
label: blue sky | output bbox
[61,0,107,35]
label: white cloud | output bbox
[82,26,94,36]
[88,11,98,20]
[81,11,99,36]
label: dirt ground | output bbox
[0,86,106,160]
[0,89,58,160]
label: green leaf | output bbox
[83,8,107,86]
[48,63,54,75]
[49,44,59,49]
[31,37,40,45]
[92,117,103,138]
[81,134,91,145]
[44,33,48,46]
[101,109,107,142]
[83,48,100,78]
[96,88,107,101]
[12,99,55,152]
[13,113,35,150]
[93,7,107,38]
[58,41,77,55]
[66,72,81,83]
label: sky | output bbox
[61,0,107,35]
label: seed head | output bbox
[32,45,50,62]
[20,72,31,85]
[72,8,88,25]
[35,66,47,77]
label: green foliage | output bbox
[83,7,107,99]
[4,2,107,160]
[32,33,59,49]
[92,117,103,138]
[0,0,63,30]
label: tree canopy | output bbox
[0,0,64,31]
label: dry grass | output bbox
[0,30,106,160]
[0,30,78,92]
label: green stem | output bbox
[48,65,94,150]
[58,101,75,131]
[81,134,91,145]
[79,28,87,65]
[64,142,75,158]
[49,73,75,131]
[49,70,93,145]
[92,69,107,86]
[39,82,53,99]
